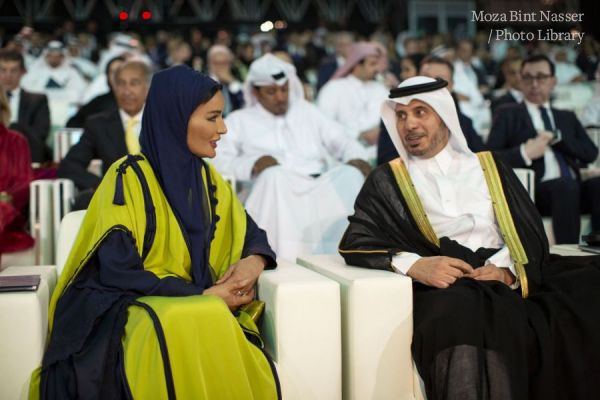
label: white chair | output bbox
[29,180,55,265]
[298,254,426,400]
[0,265,56,400]
[53,128,83,162]
[512,165,594,246]
[1,210,343,400]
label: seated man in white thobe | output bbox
[21,40,87,108]
[213,53,370,261]
[317,41,389,157]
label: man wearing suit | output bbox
[58,60,151,209]
[490,57,523,117]
[206,45,244,116]
[378,56,486,165]
[488,55,600,244]
[0,49,51,163]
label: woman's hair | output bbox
[404,53,426,71]
[0,89,10,126]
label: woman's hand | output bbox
[465,264,516,286]
[203,255,266,310]
[217,255,267,294]
[203,283,256,311]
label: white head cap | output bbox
[381,76,471,161]
[243,53,304,107]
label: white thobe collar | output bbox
[409,144,455,176]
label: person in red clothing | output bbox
[0,88,34,259]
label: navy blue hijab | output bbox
[139,65,221,290]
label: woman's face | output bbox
[187,90,227,158]
[400,58,418,82]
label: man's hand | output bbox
[465,264,515,286]
[359,127,380,146]
[346,159,372,177]
[214,68,235,84]
[407,256,474,288]
[252,155,279,177]
[524,131,553,160]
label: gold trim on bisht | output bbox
[477,152,529,298]
[389,158,440,247]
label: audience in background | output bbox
[0,49,51,163]
[21,40,87,106]
[1,22,599,257]
[66,55,125,127]
[0,89,34,258]
[58,60,151,209]
[488,55,600,244]
[317,41,388,152]
[213,54,369,260]
[490,56,523,116]
[206,45,244,116]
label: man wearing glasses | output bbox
[488,54,600,244]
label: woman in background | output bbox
[0,89,34,261]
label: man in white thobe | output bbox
[317,41,389,156]
[213,53,370,261]
[21,40,87,107]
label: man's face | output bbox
[107,59,125,90]
[419,62,454,91]
[0,60,25,91]
[456,41,473,63]
[335,35,353,58]
[395,99,449,159]
[253,82,289,115]
[45,51,64,68]
[208,52,232,75]
[352,55,380,81]
[114,66,149,116]
[502,60,522,91]
[520,60,556,105]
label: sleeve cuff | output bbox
[485,247,519,289]
[520,144,533,166]
[391,252,422,275]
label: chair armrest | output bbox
[298,254,418,400]
[0,273,52,400]
[258,260,342,400]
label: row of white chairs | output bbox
[0,179,74,270]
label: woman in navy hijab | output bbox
[33,65,280,399]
